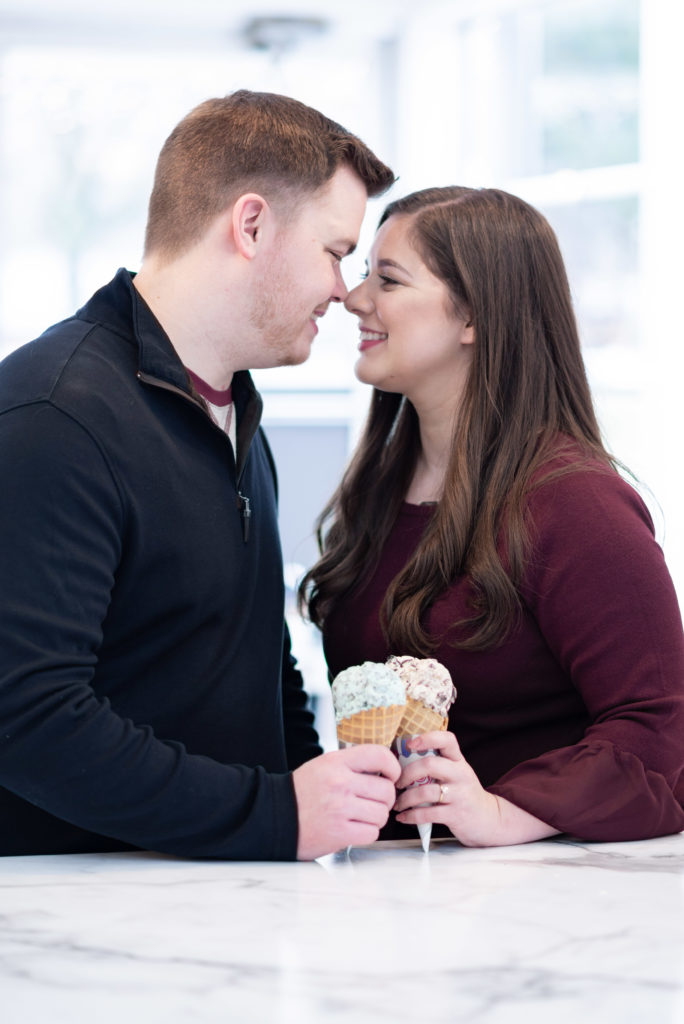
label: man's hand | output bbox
[292,745,400,860]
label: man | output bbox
[0,90,399,860]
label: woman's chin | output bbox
[353,359,374,386]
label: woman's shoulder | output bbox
[530,434,615,480]
[517,438,682,680]
[517,437,662,598]
[526,436,651,530]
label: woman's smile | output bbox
[358,328,388,351]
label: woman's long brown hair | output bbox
[299,187,613,653]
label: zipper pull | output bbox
[237,491,251,543]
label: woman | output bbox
[300,186,684,847]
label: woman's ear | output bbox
[462,318,475,345]
[231,193,270,260]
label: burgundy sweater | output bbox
[323,457,684,842]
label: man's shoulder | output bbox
[0,317,96,411]
[0,277,138,415]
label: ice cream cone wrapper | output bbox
[392,723,446,853]
[396,697,448,738]
[337,703,406,748]
[417,823,432,853]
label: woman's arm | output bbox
[394,731,560,846]
[398,464,684,846]
[486,466,684,841]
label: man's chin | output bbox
[279,344,312,367]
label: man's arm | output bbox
[0,403,300,859]
[1,402,400,861]
[280,625,324,770]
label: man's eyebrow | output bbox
[336,240,357,256]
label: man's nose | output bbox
[330,263,349,303]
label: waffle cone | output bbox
[396,696,448,738]
[336,704,406,746]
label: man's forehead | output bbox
[317,169,367,233]
[317,165,368,209]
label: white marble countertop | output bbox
[2,834,684,1023]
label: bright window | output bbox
[0,2,682,666]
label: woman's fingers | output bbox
[396,752,456,792]
[405,730,463,759]
[395,731,466,791]
[394,779,448,813]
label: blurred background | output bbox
[0,0,680,744]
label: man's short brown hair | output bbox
[144,89,395,260]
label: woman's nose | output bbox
[344,281,372,315]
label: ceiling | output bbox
[0,0,427,50]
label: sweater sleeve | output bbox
[281,625,324,770]
[488,465,684,841]
[0,403,298,859]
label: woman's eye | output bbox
[328,251,343,263]
[358,269,400,286]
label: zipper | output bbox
[136,370,207,413]
[236,492,251,543]
[137,369,252,543]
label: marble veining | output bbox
[2,835,684,1023]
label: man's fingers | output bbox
[344,821,383,847]
[341,743,401,781]
[349,794,393,829]
[293,748,400,859]
[352,772,397,809]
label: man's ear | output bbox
[231,193,270,259]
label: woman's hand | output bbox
[394,731,560,847]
